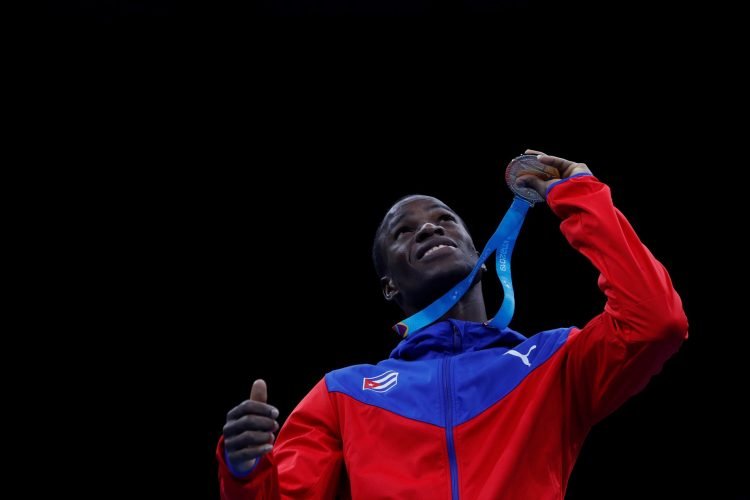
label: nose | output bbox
[415,222,445,243]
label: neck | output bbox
[442,282,487,323]
[401,282,488,323]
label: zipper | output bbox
[452,322,462,352]
[443,323,461,500]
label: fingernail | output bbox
[270,407,279,419]
[536,154,543,160]
[263,444,273,452]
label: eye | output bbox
[439,213,456,223]
[394,227,413,239]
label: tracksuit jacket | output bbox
[217,174,688,499]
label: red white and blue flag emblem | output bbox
[362,370,399,393]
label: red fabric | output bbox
[217,175,688,499]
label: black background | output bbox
[116,84,740,498]
[173,102,739,498]
[45,0,621,16]
[37,12,745,499]
[185,110,741,497]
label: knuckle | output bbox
[247,415,267,429]
[250,430,270,443]
[237,431,256,444]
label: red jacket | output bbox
[217,175,688,499]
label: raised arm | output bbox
[523,153,688,424]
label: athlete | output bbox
[217,150,688,499]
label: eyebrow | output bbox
[388,203,453,232]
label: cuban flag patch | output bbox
[362,370,399,393]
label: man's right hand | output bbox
[223,379,280,476]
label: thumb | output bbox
[516,174,549,199]
[250,379,268,403]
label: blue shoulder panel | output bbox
[326,327,571,428]
[325,359,444,427]
[452,327,571,425]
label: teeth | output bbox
[424,244,451,257]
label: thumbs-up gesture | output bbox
[223,380,280,476]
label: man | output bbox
[217,150,688,499]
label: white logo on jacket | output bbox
[504,345,537,367]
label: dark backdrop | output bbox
[29,0,746,490]
[47,43,742,499]
[170,110,741,498]
[44,0,663,16]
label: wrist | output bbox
[224,448,258,479]
[545,173,593,198]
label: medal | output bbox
[393,155,540,338]
[505,154,560,205]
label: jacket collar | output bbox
[389,319,527,361]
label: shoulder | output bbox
[325,360,405,395]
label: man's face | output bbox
[377,195,479,313]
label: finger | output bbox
[225,430,275,451]
[250,379,267,404]
[515,174,548,197]
[536,154,576,171]
[224,414,279,438]
[224,427,278,450]
[227,399,279,420]
[228,444,273,464]
[524,149,546,155]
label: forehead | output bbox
[385,196,453,222]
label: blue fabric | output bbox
[442,355,459,500]
[326,319,571,427]
[451,326,570,424]
[326,357,444,426]
[393,197,531,338]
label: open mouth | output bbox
[417,241,457,260]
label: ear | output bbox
[380,276,399,301]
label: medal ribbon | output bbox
[393,197,532,338]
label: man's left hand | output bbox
[516,149,593,201]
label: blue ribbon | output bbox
[393,197,532,338]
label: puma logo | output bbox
[504,345,537,367]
